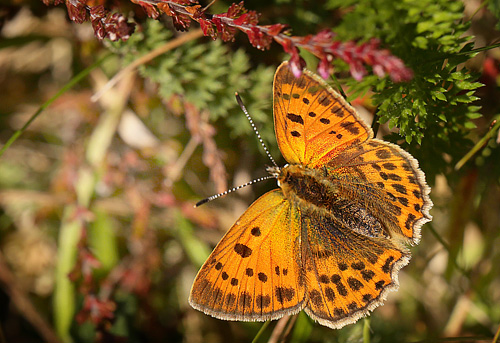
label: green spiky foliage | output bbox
[114,21,276,154]
[327,0,483,182]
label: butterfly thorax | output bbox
[277,164,388,239]
[277,164,338,208]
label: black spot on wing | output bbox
[234,244,252,258]
[376,149,391,159]
[275,287,295,304]
[287,113,304,125]
[309,290,324,308]
[239,292,252,308]
[340,121,360,135]
[250,227,261,236]
[258,272,268,283]
[256,295,271,309]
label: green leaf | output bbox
[466,112,482,119]
[455,80,484,90]
[433,91,447,101]
[413,36,428,49]
[464,121,477,129]
[416,21,434,33]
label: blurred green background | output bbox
[0,0,499,342]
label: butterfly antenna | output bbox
[195,175,275,207]
[235,92,279,168]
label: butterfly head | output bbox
[268,163,309,193]
[266,165,281,178]
[266,165,281,185]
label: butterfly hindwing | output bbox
[273,62,372,167]
[324,139,433,245]
[300,213,408,329]
[189,190,307,321]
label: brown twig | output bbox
[183,101,228,194]
[492,322,500,343]
[268,315,290,343]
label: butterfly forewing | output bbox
[189,190,307,321]
[273,63,372,167]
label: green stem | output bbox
[424,42,500,64]
[252,321,271,343]
[363,317,371,343]
[0,52,112,158]
[457,42,500,55]
[427,223,470,278]
[455,118,500,170]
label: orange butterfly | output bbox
[189,61,432,329]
